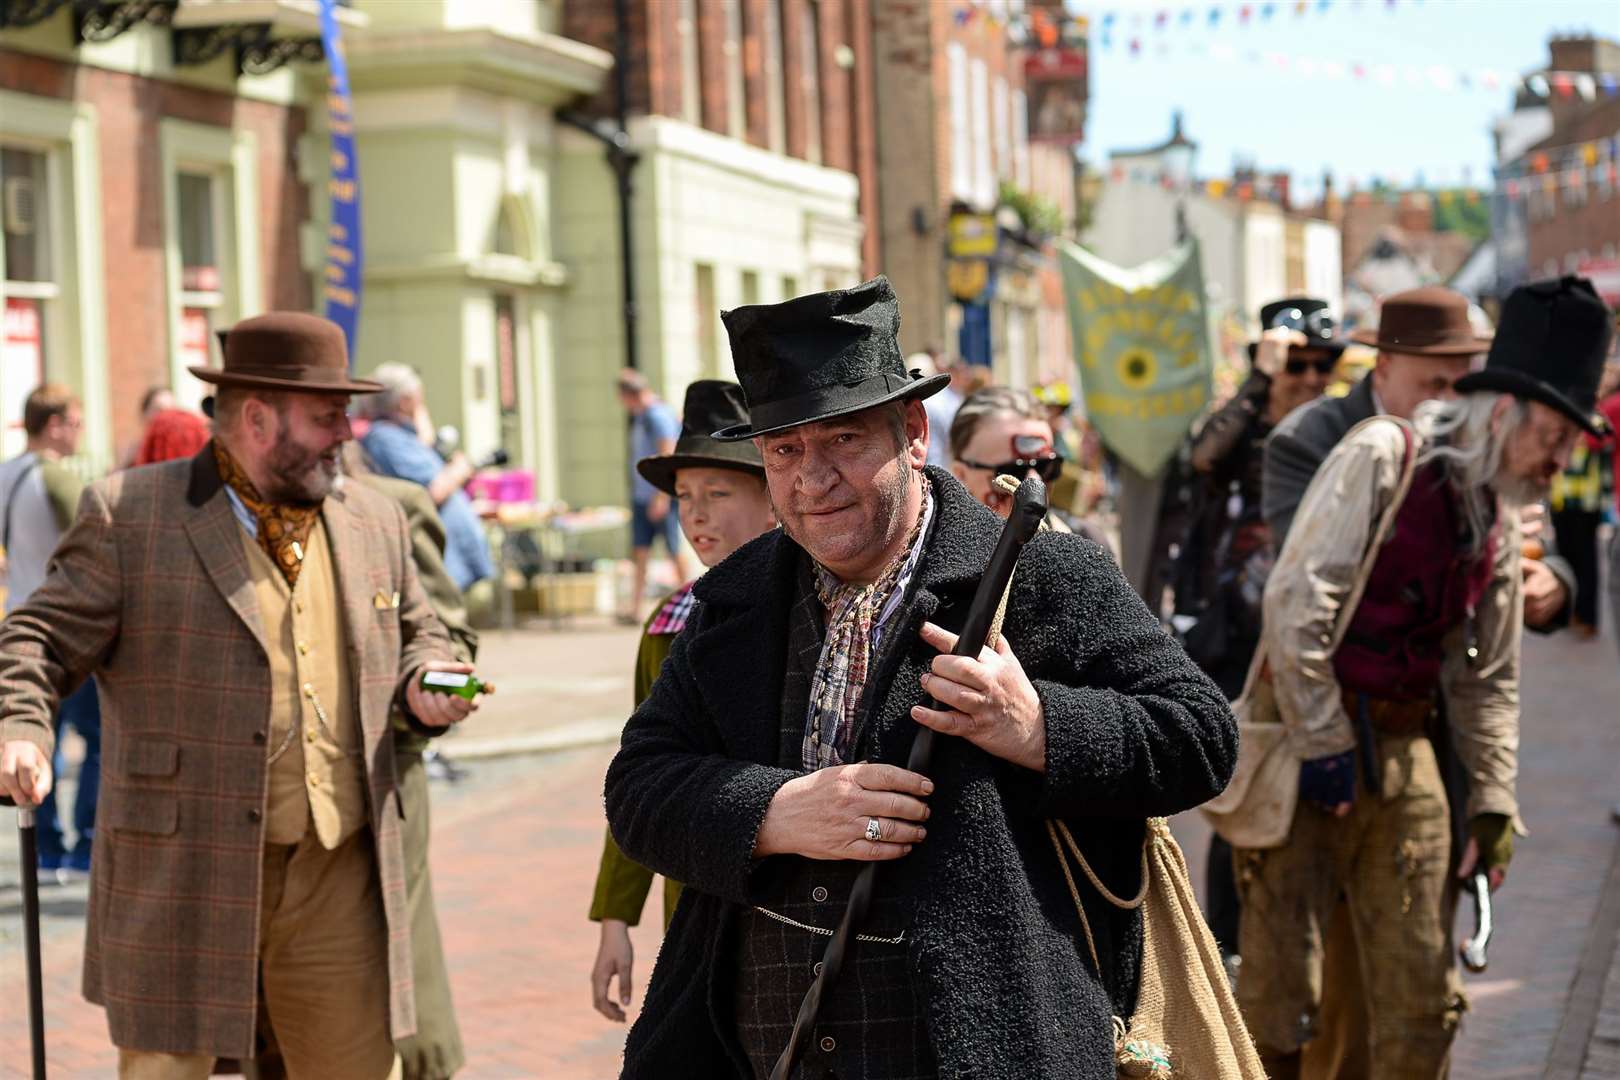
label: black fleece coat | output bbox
[605,468,1237,1079]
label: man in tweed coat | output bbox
[605,279,1236,1079]
[0,313,474,1078]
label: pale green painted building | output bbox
[332,0,612,506]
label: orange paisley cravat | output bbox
[213,442,320,588]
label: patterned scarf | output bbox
[214,441,320,588]
[801,483,934,772]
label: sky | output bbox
[1070,0,1620,201]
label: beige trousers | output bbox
[118,829,401,1080]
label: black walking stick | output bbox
[770,477,1048,1080]
[1,793,47,1080]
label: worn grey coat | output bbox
[605,468,1236,1079]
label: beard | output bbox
[1491,470,1547,510]
[263,429,340,505]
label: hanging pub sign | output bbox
[946,209,997,303]
[1025,48,1088,145]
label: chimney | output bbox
[1396,191,1433,235]
[1270,170,1291,210]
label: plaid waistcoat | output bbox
[730,558,935,1080]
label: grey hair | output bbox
[1413,391,1527,553]
[355,363,422,420]
[948,387,1039,460]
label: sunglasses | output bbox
[959,433,1064,484]
[1284,356,1338,376]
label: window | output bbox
[2,147,50,287]
[764,0,786,153]
[160,119,259,411]
[971,59,993,207]
[176,170,224,381]
[1011,89,1030,189]
[3,147,54,441]
[800,0,823,164]
[695,264,718,377]
[782,274,798,301]
[494,293,521,455]
[993,76,1011,181]
[948,44,971,199]
[724,0,746,140]
[741,269,760,306]
[679,0,702,127]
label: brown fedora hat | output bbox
[1349,286,1492,356]
[191,312,383,394]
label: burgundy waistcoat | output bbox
[1333,461,1496,701]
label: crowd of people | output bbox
[0,268,1615,1078]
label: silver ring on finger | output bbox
[865,817,883,843]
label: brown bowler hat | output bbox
[191,312,382,394]
[1349,286,1492,356]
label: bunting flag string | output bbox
[1103,133,1620,207]
[1109,38,1620,101]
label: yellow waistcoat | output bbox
[241,521,367,847]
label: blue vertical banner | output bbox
[318,0,362,365]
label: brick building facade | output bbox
[0,7,329,465]
[1493,35,1620,298]
[552,0,875,506]
[871,0,1077,385]
[563,0,880,278]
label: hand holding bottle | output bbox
[407,661,484,728]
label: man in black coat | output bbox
[604,277,1237,1080]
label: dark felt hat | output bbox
[1247,296,1348,362]
[1453,276,1613,436]
[711,275,948,441]
[1349,285,1491,356]
[636,380,766,497]
[192,312,382,394]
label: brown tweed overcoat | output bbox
[0,444,455,1058]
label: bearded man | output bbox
[604,277,1237,1079]
[1234,278,1612,1079]
[0,313,477,1078]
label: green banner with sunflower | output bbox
[1057,239,1213,477]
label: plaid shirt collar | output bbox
[647,582,697,636]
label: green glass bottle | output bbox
[419,671,494,699]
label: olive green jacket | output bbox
[589,607,684,928]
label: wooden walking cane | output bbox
[770,477,1048,1080]
[1,793,47,1080]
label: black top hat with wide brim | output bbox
[1453,276,1613,436]
[711,275,948,441]
[636,380,766,497]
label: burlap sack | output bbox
[1046,819,1264,1078]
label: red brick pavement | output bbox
[4,625,1619,1078]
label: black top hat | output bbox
[636,380,766,497]
[1453,276,1613,436]
[1248,296,1348,363]
[711,276,949,441]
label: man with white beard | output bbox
[1231,277,1613,1080]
